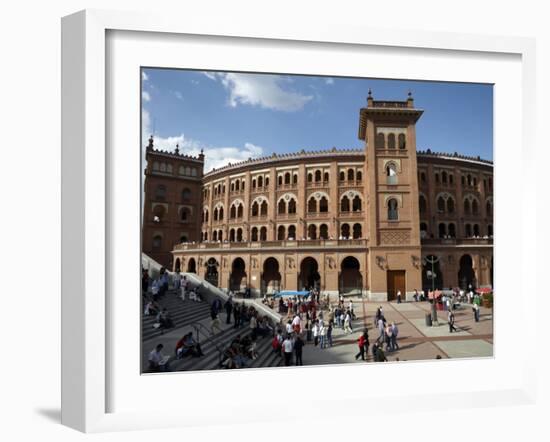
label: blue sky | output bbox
[141,69,493,172]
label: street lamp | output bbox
[423,255,440,326]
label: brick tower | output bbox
[142,136,204,269]
[359,90,423,301]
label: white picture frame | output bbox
[61,9,538,433]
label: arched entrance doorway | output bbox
[340,256,362,295]
[174,258,181,272]
[187,257,196,273]
[262,257,281,294]
[298,257,320,291]
[422,255,443,291]
[458,254,476,289]
[229,258,247,292]
[205,258,218,287]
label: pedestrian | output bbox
[282,335,294,366]
[397,290,402,304]
[448,310,457,332]
[376,343,388,362]
[224,298,233,324]
[385,323,393,351]
[344,311,353,334]
[355,331,368,360]
[211,313,222,335]
[233,303,241,328]
[372,341,379,361]
[473,303,480,322]
[391,322,399,350]
[294,335,304,366]
[377,317,385,343]
[348,299,355,319]
[327,321,333,347]
[319,322,327,349]
[312,321,320,346]
[413,289,419,302]
[148,343,170,372]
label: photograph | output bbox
[140,69,494,373]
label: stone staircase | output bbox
[142,291,211,341]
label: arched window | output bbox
[180,235,188,243]
[251,227,258,242]
[251,201,259,217]
[235,180,240,191]
[219,207,224,220]
[307,173,313,183]
[386,163,397,184]
[230,205,236,219]
[307,224,317,240]
[353,223,362,239]
[324,172,329,182]
[185,167,191,176]
[421,172,426,183]
[319,224,328,240]
[293,174,298,185]
[464,199,471,214]
[252,179,256,189]
[352,195,362,212]
[278,175,283,186]
[258,176,263,187]
[341,223,350,239]
[442,171,447,184]
[160,163,166,172]
[241,181,245,191]
[288,225,296,240]
[387,133,396,149]
[260,227,267,241]
[438,223,447,238]
[437,197,446,213]
[152,235,162,250]
[153,161,160,171]
[265,177,269,187]
[229,229,236,242]
[340,196,350,212]
[448,223,456,238]
[213,231,218,242]
[277,225,286,241]
[467,174,472,186]
[155,185,167,201]
[315,170,322,182]
[398,133,406,149]
[388,198,399,221]
[319,196,328,212]
[488,225,493,237]
[356,171,362,181]
[472,200,479,215]
[181,208,190,221]
[237,204,243,218]
[447,198,455,214]
[435,173,440,184]
[449,174,454,185]
[288,199,296,214]
[420,222,428,235]
[278,199,286,214]
[419,195,427,214]
[284,172,290,184]
[191,168,197,177]
[218,230,223,242]
[375,133,385,149]
[260,200,268,216]
[236,228,243,242]
[465,224,472,237]
[182,188,191,202]
[347,169,354,181]
[230,183,235,192]
[308,197,317,213]
[473,224,480,237]
[339,171,345,181]
[214,207,219,221]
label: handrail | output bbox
[189,321,225,366]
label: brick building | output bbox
[144,92,493,300]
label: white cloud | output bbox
[325,77,334,85]
[142,91,151,102]
[142,71,149,81]
[173,91,183,101]
[202,71,218,81]
[218,73,313,112]
[141,108,264,173]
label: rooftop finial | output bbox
[147,135,154,150]
[368,88,372,97]
[408,89,412,97]
[174,143,180,155]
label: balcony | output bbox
[173,238,368,252]
[421,237,493,246]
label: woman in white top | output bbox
[312,321,320,346]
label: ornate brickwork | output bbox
[380,230,411,245]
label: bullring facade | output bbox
[142,92,493,301]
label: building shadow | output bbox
[34,408,61,423]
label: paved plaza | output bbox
[143,295,493,372]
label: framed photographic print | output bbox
[62,9,537,433]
